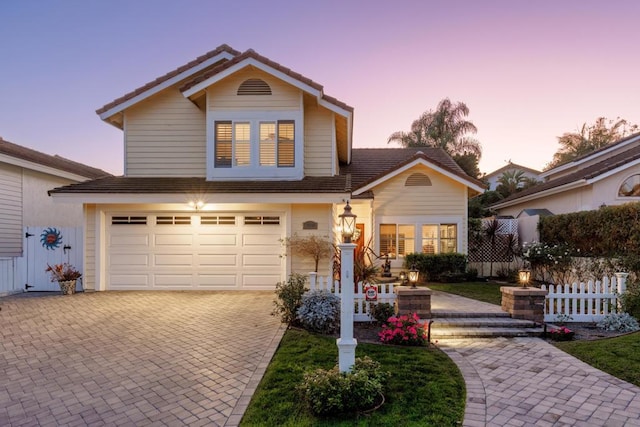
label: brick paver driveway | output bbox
[0,291,285,426]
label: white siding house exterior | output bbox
[50,44,485,292]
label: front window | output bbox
[381,223,458,258]
[215,119,295,169]
[619,174,640,197]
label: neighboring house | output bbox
[484,162,541,191]
[49,44,485,292]
[491,132,640,241]
[0,137,110,295]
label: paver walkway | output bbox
[0,291,285,427]
[434,290,640,426]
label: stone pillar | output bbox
[500,286,548,323]
[396,287,432,318]
[337,242,357,373]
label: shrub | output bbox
[404,253,468,281]
[369,302,395,325]
[298,356,387,416]
[297,290,340,333]
[597,313,640,332]
[621,280,640,320]
[272,274,308,326]
[378,313,428,346]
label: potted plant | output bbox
[46,263,82,295]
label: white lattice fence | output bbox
[541,273,628,322]
[309,272,397,322]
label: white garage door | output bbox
[106,213,284,290]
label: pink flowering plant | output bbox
[45,263,82,282]
[378,313,427,346]
[548,326,574,341]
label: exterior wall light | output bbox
[189,200,205,211]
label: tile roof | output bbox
[343,147,485,189]
[49,148,482,196]
[494,143,640,205]
[96,44,241,115]
[0,137,112,179]
[180,49,353,112]
[484,162,541,179]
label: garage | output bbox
[106,212,284,290]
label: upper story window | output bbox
[619,174,640,197]
[215,120,295,169]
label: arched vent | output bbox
[237,78,272,95]
[405,173,432,187]
[619,174,640,197]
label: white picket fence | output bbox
[308,272,397,322]
[541,273,629,322]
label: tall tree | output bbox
[546,117,638,170]
[388,99,483,171]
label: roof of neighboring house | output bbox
[518,208,554,217]
[539,131,640,179]
[48,148,483,196]
[492,142,640,208]
[96,44,241,115]
[484,162,541,180]
[0,137,112,180]
[180,48,353,113]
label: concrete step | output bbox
[430,310,510,319]
[425,315,544,339]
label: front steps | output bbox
[427,311,544,339]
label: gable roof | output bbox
[48,148,483,198]
[492,141,640,208]
[0,137,111,180]
[180,48,353,114]
[484,162,541,180]
[96,44,241,123]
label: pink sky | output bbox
[1,0,638,176]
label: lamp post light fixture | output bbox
[399,271,407,285]
[408,264,419,289]
[337,201,357,373]
[339,201,357,243]
[519,268,531,288]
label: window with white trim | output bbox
[619,174,640,197]
[214,120,295,169]
[381,223,458,258]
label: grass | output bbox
[553,332,640,387]
[425,281,504,306]
[240,328,465,426]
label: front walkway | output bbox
[433,292,640,426]
[0,291,285,427]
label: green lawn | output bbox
[554,332,640,387]
[241,328,465,426]
[426,281,504,306]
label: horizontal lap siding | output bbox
[84,205,96,291]
[0,165,22,256]
[373,166,466,217]
[209,68,300,111]
[290,204,333,277]
[304,104,333,176]
[125,88,206,177]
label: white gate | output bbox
[25,226,83,292]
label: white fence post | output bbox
[614,272,629,311]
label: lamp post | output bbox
[337,201,357,373]
[518,268,531,288]
[408,264,419,289]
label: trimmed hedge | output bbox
[404,253,468,282]
[540,202,640,257]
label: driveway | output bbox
[0,291,285,426]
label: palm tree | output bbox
[388,98,482,158]
[496,170,526,198]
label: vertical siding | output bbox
[0,164,23,256]
[84,204,96,291]
[125,88,206,177]
[209,68,300,111]
[373,166,466,217]
[304,103,334,176]
[289,204,333,277]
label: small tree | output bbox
[281,233,333,272]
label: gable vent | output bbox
[405,173,432,187]
[237,79,272,95]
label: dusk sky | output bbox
[1,1,638,176]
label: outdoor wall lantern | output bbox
[408,264,419,288]
[339,201,357,243]
[188,200,205,211]
[519,268,531,288]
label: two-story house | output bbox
[49,44,484,291]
